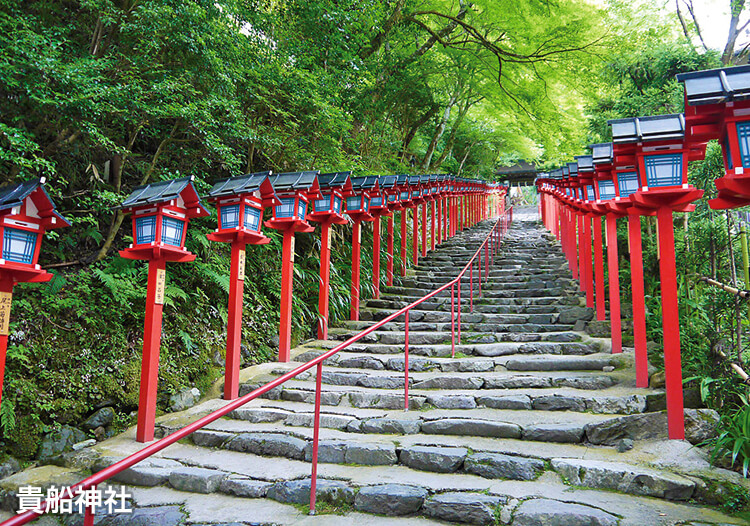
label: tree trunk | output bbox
[723,0,747,64]
[421,91,459,170]
[456,142,476,177]
[431,96,474,170]
[401,105,437,162]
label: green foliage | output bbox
[711,404,750,478]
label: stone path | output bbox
[1,207,748,525]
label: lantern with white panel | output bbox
[206,172,279,400]
[265,171,322,362]
[0,178,69,410]
[119,176,209,442]
[346,176,379,321]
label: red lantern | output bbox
[119,176,209,442]
[347,176,379,321]
[0,178,69,409]
[265,171,322,362]
[206,172,280,400]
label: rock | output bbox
[82,407,115,430]
[72,439,97,451]
[360,418,421,434]
[513,498,618,526]
[586,396,647,415]
[169,387,201,412]
[426,395,477,409]
[422,418,521,438]
[345,443,398,465]
[558,306,594,324]
[38,425,88,461]
[387,357,439,372]
[354,484,428,516]
[267,478,355,506]
[423,492,503,525]
[338,356,385,370]
[553,375,615,390]
[585,413,668,445]
[321,371,366,386]
[66,505,186,526]
[93,426,107,441]
[464,452,545,481]
[650,370,666,388]
[303,441,347,463]
[586,320,611,337]
[229,407,289,423]
[551,458,695,500]
[532,395,586,412]
[485,376,552,389]
[349,392,425,410]
[616,438,634,453]
[169,467,227,493]
[357,376,406,389]
[477,395,532,410]
[441,359,495,373]
[219,476,272,498]
[0,456,20,479]
[685,409,720,445]
[602,365,615,372]
[192,430,234,447]
[413,376,484,389]
[225,432,307,460]
[523,423,584,443]
[399,446,467,473]
[110,458,184,486]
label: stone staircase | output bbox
[1,207,748,526]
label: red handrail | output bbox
[3,205,512,524]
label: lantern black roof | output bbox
[575,155,594,172]
[208,171,273,198]
[550,168,563,179]
[379,175,397,189]
[677,65,750,105]
[121,176,205,211]
[0,178,45,211]
[589,143,613,164]
[350,176,379,191]
[318,171,352,190]
[567,162,579,176]
[269,170,320,191]
[408,175,422,186]
[562,166,570,178]
[609,114,685,143]
[395,174,410,186]
[0,177,70,226]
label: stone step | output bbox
[327,328,584,345]
[338,320,573,334]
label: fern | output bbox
[0,396,16,433]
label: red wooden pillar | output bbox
[437,198,442,244]
[387,215,395,286]
[571,210,579,280]
[583,215,594,309]
[628,212,649,387]
[317,222,333,340]
[279,229,296,362]
[578,214,586,293]
[400,209,408,276]
[373,216,381,299]
[0,278,14,410]
[421,202,427,257]
[592,215,606,321]
[605,214,622,354]
[351,220,362,321]
[412,206,419,265]
[431,200,436,251]
[224,241,246,399]
[657,206,685,439]
[136,258,167,443]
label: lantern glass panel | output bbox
[314,197,331,213]
[371,196,383,207]
[346,196,361,211]
[412,190,420,198]
[162,217,185,247]
[618,171,639,197]
[333,196,342,214]
[399,191,409,200]
[275,197,296,218]
[387,194,397,203]
[244,205,262,231]
[220,204,240,229]
[135,216,156,244]
[586,185,594,200]
[738,121,750,167]
[2,227,37,264]
[725,135,734,169]
[644,154,682,187]
[598,180,616,200]
[297,199,307,219]
[363,196,370,212]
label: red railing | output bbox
[4,206,512,525]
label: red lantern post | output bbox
[306,171,353,340]
[370,175,396,298]
[407,175,425,266]
[0,178,69,409]
[265,171,322,363]
[206,172,280,399]
[119,176,209,442]
[346,176,379,321]
[610,114,706,439]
